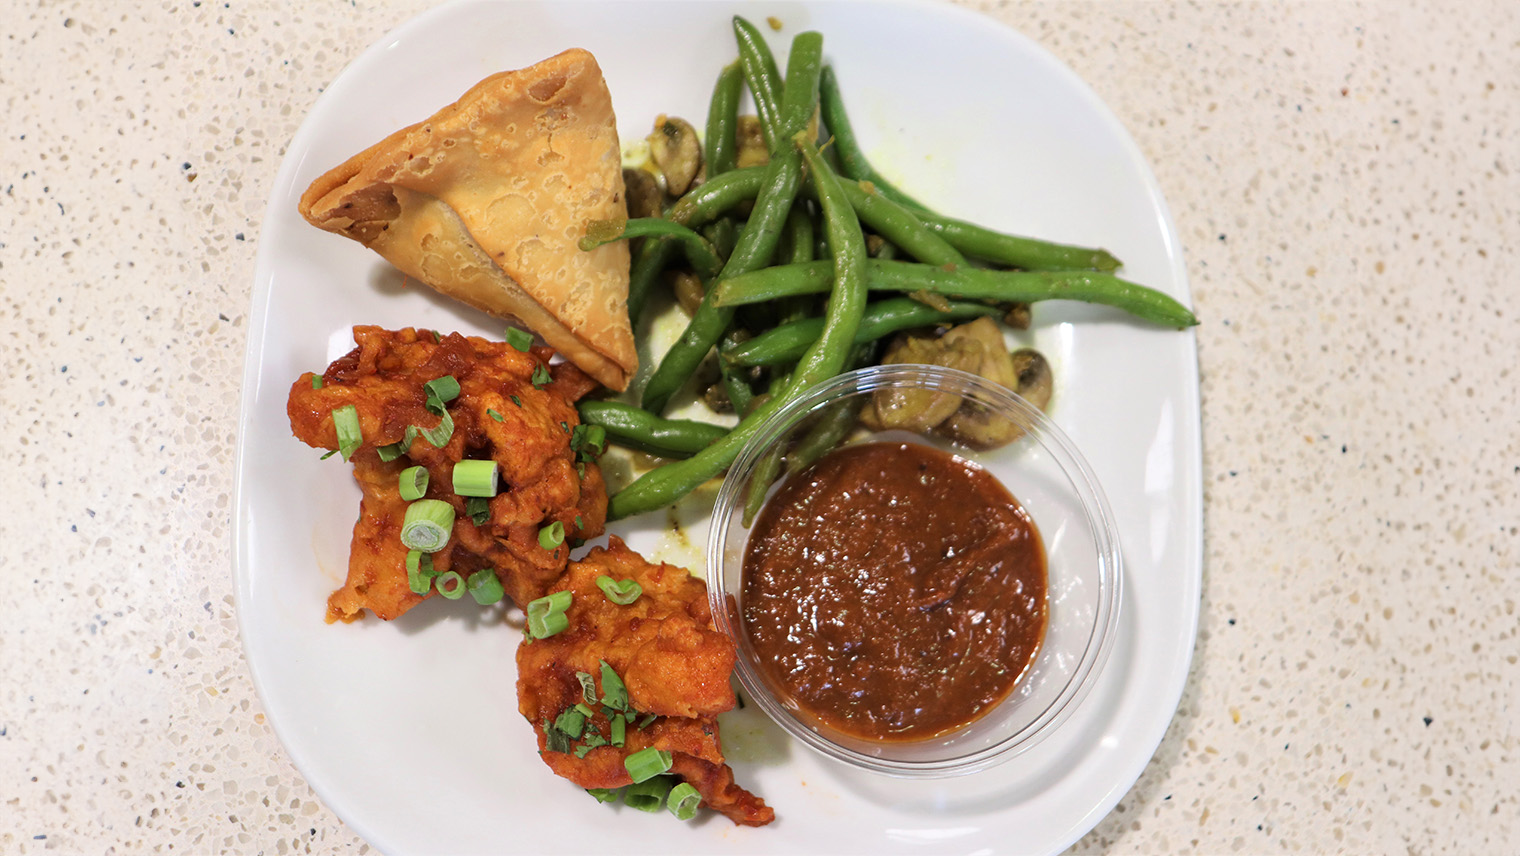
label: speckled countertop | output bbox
[3,0,1516,853]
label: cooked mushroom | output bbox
[935,319,1054,449]
[670,269,705,318]
[735,115,769,168]
[647,115,702,196]
[622,167,664,220]
[859,332,984,433]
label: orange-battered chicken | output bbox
[288,326,606,621]
[516,537,774,826]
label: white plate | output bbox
[233,1,1202,853]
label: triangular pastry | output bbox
[298,48,637,390]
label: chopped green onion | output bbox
[599,660,628,711]
[417,409,454,448]
[526,590,572,639]
[465,496,491,526]
[569,424,607,462]
[511,395,522,407]
[505,328,534,351]
[574,515,583,529]
[310,375,323,389]
[332,404,362,461]
[538,521,565,549]
[667,782,701,820]
[434,570,465,600]
[623,749,673,785]
[377,425,417,462]
[398,465,429,501]
[423,376,460,411]
[319,450,337,460]
[531,364,552,388]
[400,499,455,552]
[586,788,620,804]
[465,568,504,605]
[637,713,657,729]
[405,550,436,595]
[487,408,504,422]
[576,671,598,705]
[433,330,442,343]
[610,714,626,747]
[574,702,597,719]
[622,775,675,812]
[595,576,642,605]
[553,707,586,739]
[452,460,498,497]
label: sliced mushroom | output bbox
[647,115,702,196]
[859,333,985,433]
[936,319,1054,449]
[1009,348,1054,411]
[622,167,664,220]
[670,269,705,318]
[735,115,769,168]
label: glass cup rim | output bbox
[705,364,1124,778]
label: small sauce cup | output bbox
[706,364,1123,778]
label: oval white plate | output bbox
[234,1,1202,853]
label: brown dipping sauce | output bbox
[742,441,1047,742]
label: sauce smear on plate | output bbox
[742,441,1047,741]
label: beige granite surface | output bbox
[3,0,1516,853]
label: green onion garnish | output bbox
[637,713,657,729]
[424,376,460,410]
[405,550,436,595]
[576,671,598,705]
[525,590,572,639]
[310,375,324,389]
[505,328,534,351]
[511,395,522,407]
[465,496,490,526]
[594,575,642,605]
[621,775,675,811]
[569,424,607,462]
[538,521,565,550]
[609,714,626,747]
[332,404,362,461]
[400,499,454,552]
[623,750,673,785]
[465,568,504,605]
[377,425,417,462]
[417,409,454,448]
[574,735,607,758]
[398,465,429,501]
[434,570,465,600]
[599,660,628,711]
[553,707,586,739]
[452,460,498,497]
[531,364,552,388]
[586,787,620,803]
[487,408,504,422]
[319,450,337,460]
[543,719,571,754]
[667,782,700,820]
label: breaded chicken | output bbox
[516,537,774,826]
[287,326,606,621]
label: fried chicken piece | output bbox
[288,326,606,621]
[516,538,774,826]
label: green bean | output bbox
[828,179,963,267]
[787,395,863,476]
[724,296,1003,368]
[819,65,932,214]
[705,62,744,179]
[581,218,723,280]
[732,16,785,152]
[702,217,740,259]
[920,212,1122,272]
[664,166,766,228]
[576,401,728,459]
[717,331,757,415]
[712,258,1198,327]
[606,116,868,522]
[639,32,823,415]
[626,239,678,324]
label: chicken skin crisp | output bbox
[287,326,606,621]
[516,537,774,827]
